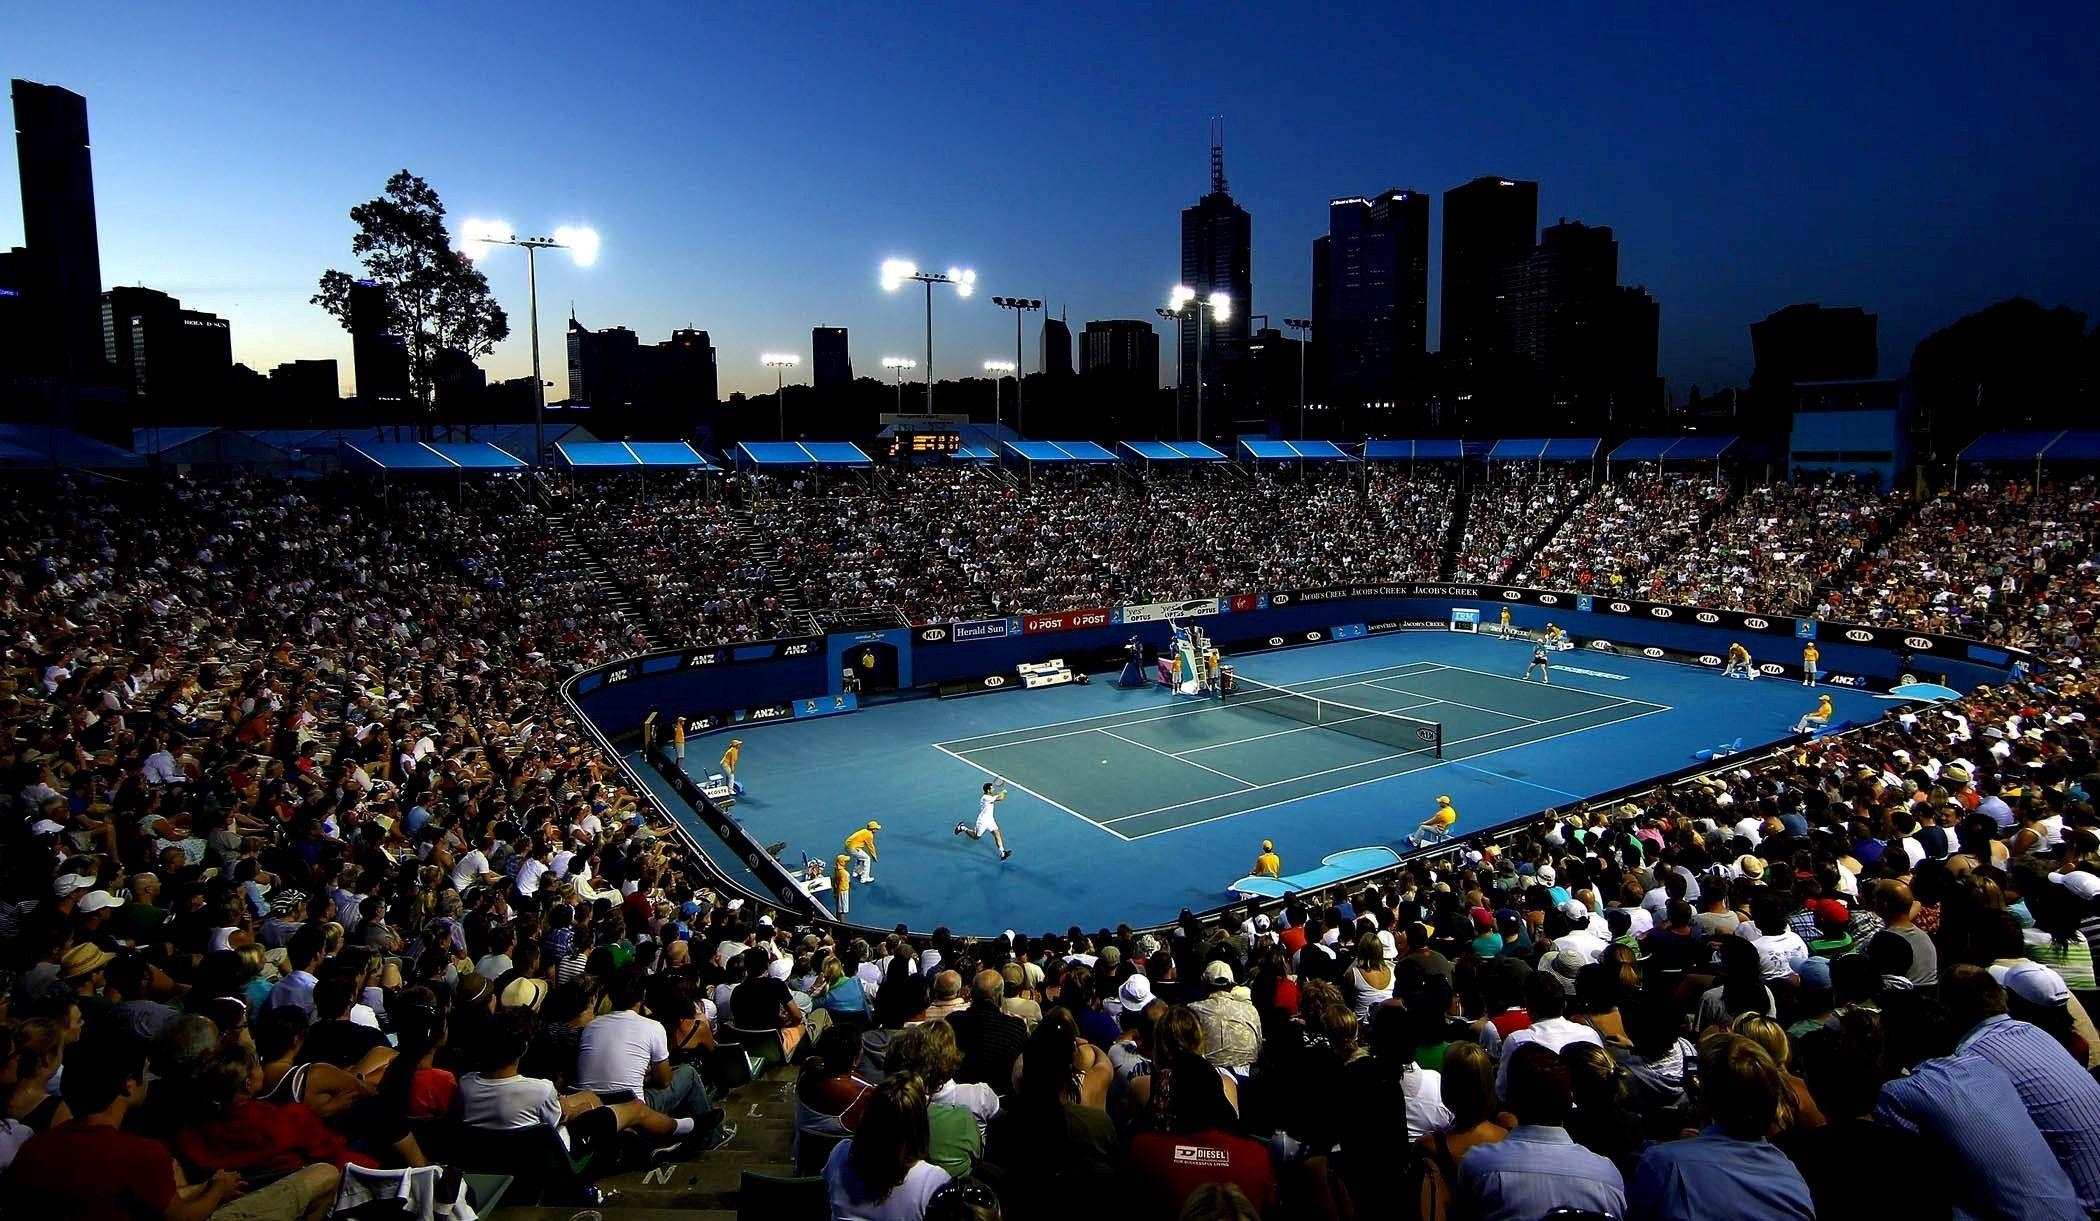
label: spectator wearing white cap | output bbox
[1188,960,1261,1074]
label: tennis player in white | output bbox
[956,780,1013,860]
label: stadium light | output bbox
[882,259,976,412]
[882,356,916,414]
[456,219,603,466]
[991,296,1042,438]
[763,353,801,440]
[984,360,1016,451]
[1164,286,1232,444]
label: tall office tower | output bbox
[1040,311,1072,377]
[349,280,412,407]
[812,325,852,391]
[1178,118,1251,438]
[12,79,105,381]
[1441,176,1538,362]
[1315,189,1430,407]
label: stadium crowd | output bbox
[1450,470,1585,583]
[553,472,807,646]
[1635,474,1912,615]
[1514,472,1729,594]
[2,462,2099,1221]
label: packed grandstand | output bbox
[3,456,2098,1221]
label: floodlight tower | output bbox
[990,296,1041,437]
[881,259,975,414]
[458,220,601,465]
[762,353,801,439]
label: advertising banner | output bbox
[1022,607,1112,634]
[951,617,1013,643]
[1117,597,1223,624]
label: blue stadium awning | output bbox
[735,441,872,467]
[343,442,464,471]
[1005,441,1117,462]
[558,441,716,468]
[1121,440,1227,461]
[954,446,999,462]
[1488,438,1549,460]
[1958,430,2100,463]
[1240,439,1353,460]
[1540,437,1601,460]
[2043,431,2100,461]
[427,442,527,469]
[1663,435,1737,460]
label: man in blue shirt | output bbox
[1458,1044,1625,1221]
[1630,1034,1814,1220]
[1874,990,2084,1220]
[1949,964,2100,1214]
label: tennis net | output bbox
[1229,677,1444,758]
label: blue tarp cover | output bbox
[1488,438,1549,460]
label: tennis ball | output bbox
[1101,759,1109,765]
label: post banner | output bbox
[1022,607,1112,634]
[1116,598,1223,624]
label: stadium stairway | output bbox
[545,509,657,653]
[1498,480,1592,583]
[1438,479,1473,579]
[726,505,813,622]
[489,1060,804,1221]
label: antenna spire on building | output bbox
[1210,115,1228,195]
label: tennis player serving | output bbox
[956,779,1014,860]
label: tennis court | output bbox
[934,660,1670,839]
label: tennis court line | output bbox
[1448,760,1590,802]
[1108,697,1671,834]
[1419,661,1670,712]
[1362,679,1544,722]
[929,741,1134,841]
[1175,698,1446,756]
[937,660,1444,752]
[1098,729,1256,787]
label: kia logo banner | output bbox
[983,675,1007,688]
[1904,636,1934,651]
[1698,655,1723,666]
[1642,647,1665,658]
[915,625,951,644]
[1846,629,1874,643]
[1695,612,1720,624]
[1537,594,1560,605]
[1610,601,1633,613]
[1267,636,1286,646]
[1744,617,1770,630]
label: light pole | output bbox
[762,353,800,439]
[1284,317,1312,440]
[882,356,916,414]
[990,297,1040,437]
[1156,308,1184,439]
[881,259,975,414]
[459,220,601,465]
[983,360,1015,452]
[1167,286,1231,445]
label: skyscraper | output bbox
[1178,119,1251,437]
[1081,319,1162,438]
[812,325,851,391]
[12,80,105,383]
[1441,176,1538,362]
[566,314,717,437]
[1751,304,1878,417]
[103,286,180,393]
[1313,189,1430,411]
[1496,219,1619,372]
[349,280,411,407]
[1040,312,1072,377]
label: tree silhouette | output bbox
[313,171,509,428]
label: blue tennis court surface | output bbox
[644,632,1886,933]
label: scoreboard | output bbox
[888,430,963,457]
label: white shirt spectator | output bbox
[515,857,548,898]
[457,1072,567,1144]
[141,750,183,786]
[930,1080,1000,1139]
[449,848,491,891]
[1740,924,1810,980]
[574,1009,668,1098]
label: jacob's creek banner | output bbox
[1261,583,2001,662]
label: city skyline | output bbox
[6,3,2097,402]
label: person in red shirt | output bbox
[1126,1051,1277,1215]
[172,1044,376,1177]
[10,1038,339,1221]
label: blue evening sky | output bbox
[8,2,2096,398]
